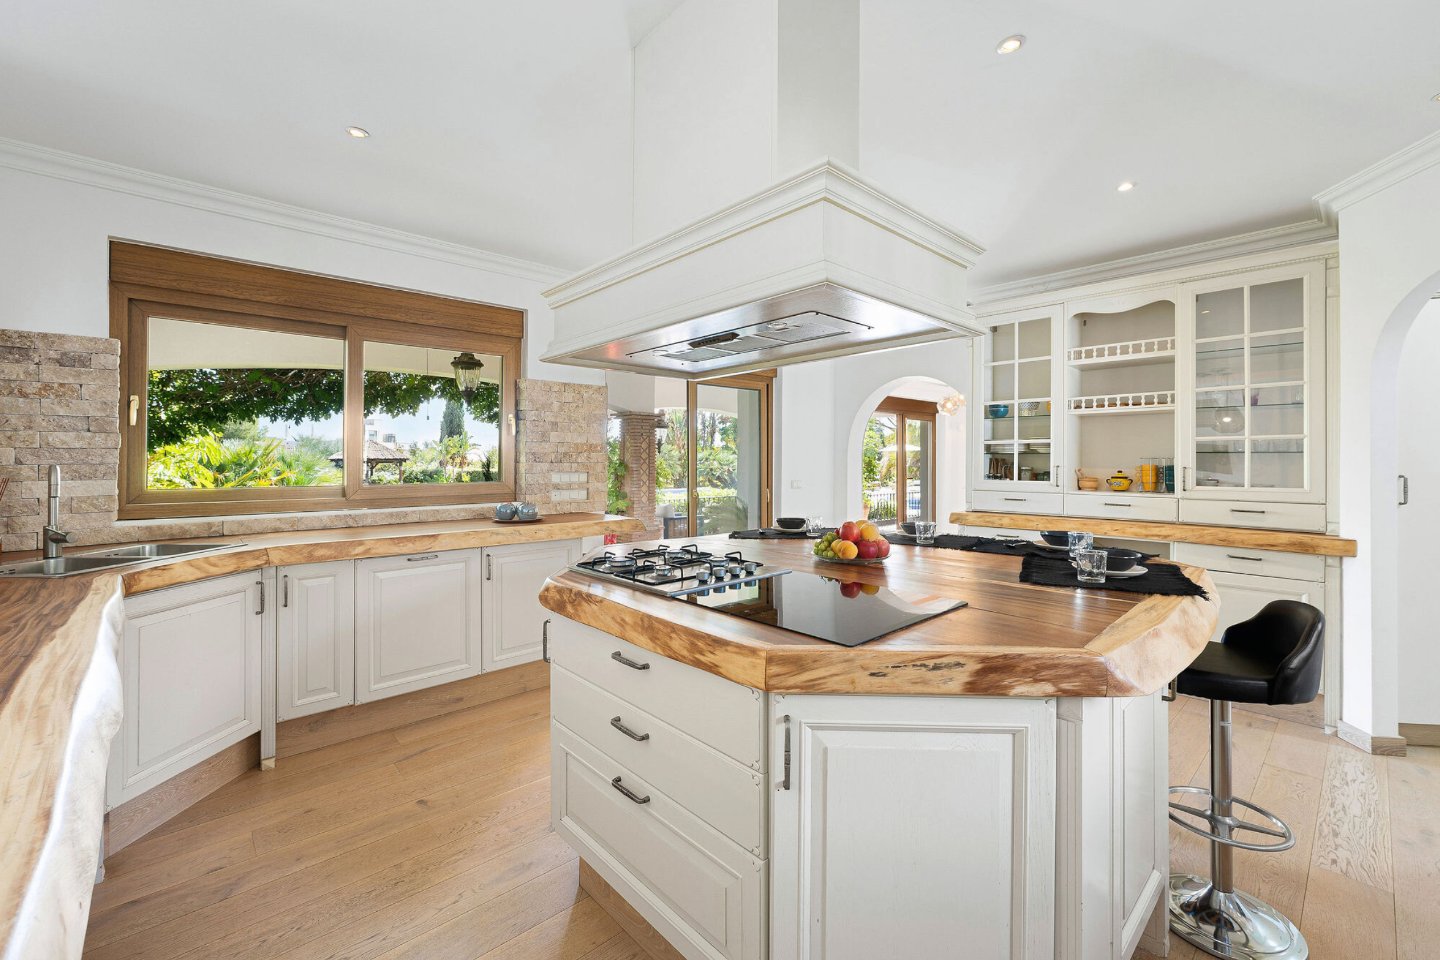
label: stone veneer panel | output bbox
[0,329,610,552]
[614,412,664,541]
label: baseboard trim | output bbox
[1338,720,1407,757]
[276,660,550,758]
[1398,722,1440,748]
[106,733,260,855]
[578,859,686,960]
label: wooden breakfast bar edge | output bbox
[951,510,1358,557]
[539,536,1220,698]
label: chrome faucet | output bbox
[43,465,72,560]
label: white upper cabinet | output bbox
[355,549,484,703]
[972,305,1064,493]
[1177,260,1327,503]
[276,560,356,721]
[481,540,579,671]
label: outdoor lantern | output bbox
[451,352,486,400]
[654,417,668,453]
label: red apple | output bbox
[839,581,862,598]
[856,540,880,560]
[874,540,891,559]
[838,521,860,542]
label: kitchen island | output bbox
[540,536,1219,960]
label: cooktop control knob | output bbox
[743,561,758,574]
[695,568,712,583]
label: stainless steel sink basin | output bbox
[0,542,235,578]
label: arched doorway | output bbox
[845,376,965,528]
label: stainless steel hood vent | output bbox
[542,162,986,378]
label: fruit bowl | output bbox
[812,519,891,564]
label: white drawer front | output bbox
[1179,499,1326,533]
[970,489,1064,515]
[552,666,765,854]
[552,725,765,960]
[1171,543,1325,583]
[548,619,764,771]
[1064,494,1178,522]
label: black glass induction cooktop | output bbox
[673,570,966,646]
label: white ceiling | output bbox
[3,0,1439,287]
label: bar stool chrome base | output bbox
[1169,874,1308,959]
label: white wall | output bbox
[1332,146,1440,739]
[0,145,597,385]
[775,337,973,525]
[1396,299,1440,725]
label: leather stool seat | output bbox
[1176,600,1324,706]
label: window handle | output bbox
[1399,474,1410,506]
[128,395,140,426]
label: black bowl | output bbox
[1039,530,1071,547]
[774,517,807,531]
[898,521,917,535]
[1099,547,1144,572]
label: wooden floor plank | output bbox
[1312,741,1394,891]
[1300,865,1397,960]
[575,934,651,960]
[1387,746,1440,960]
[471,897,620,960]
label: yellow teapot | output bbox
[1106,469,1134,492]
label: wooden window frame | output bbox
[112,243,522,520]
[684,371,775,533]
[870,395,938,526]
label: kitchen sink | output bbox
[0,542,235,578]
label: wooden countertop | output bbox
[539,535,1219,697]
[951,511,1358,558]
[0,511,640,954]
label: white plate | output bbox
[1069,561,1148,579]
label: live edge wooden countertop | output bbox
[951,511,1358,558]
[0,512,639,955]
[539,535,1219,698]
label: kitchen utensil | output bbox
[1076,468,1101,491]
[1106,470,1133,491]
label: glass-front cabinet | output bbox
[1179,261,1326,503]
[974,307,1062,491]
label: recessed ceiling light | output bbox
[996,35,1025,55]
[1117,181,1136,192]
[345,126,371,139]
[1433,92,1440,102]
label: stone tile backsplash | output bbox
[0,329,610,553]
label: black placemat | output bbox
[1019,554,1207,597]
[885,532,1057,557]
[729,528,818,540]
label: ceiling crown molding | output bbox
[1315,128,1440,218]
[970,217,1336,306]
[0,136,569,285]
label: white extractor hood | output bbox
[541,160,986,378]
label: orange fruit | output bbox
[858,522,880,541]
[834,540,859,560]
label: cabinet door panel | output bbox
[771,695,1055,960]
[277,560,356,720]
[355,550,483,703]
[110,573,262,807]
[1204,571,1319,645]
[482,541,578,671]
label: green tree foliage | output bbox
[606,433,630,514]
[146,431,342,488]
[145,368,499,449]
[439,398,465,440]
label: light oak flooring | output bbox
[83,687,1438,960]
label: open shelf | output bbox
[1069,391,1176,415]
[1066,337,1176,368]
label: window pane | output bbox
[1195,337,1245,389]
[145,316,344,489]
[1195,439,1245,488]
[1250,278,1303,333]
[905,418,935,521]
[1195,389,1245,439]
[360,342,502,484]
[655,378,689,539]
[1196,288,1243,339]
[863,414,898,526]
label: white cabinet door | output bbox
[109,572,263,808]
[1177,260,1327,503]
[276,560,356,721]
[771,694,1056,960]
[355,549,484,703]
[482,540,578,672]
[1204,571,1321,645]
[972,305,1064,496]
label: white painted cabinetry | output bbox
[769,694,1058,960]
[276,560,356,721]
[482,540,580,671]
[108,572,263,807]
[355,549,485,703]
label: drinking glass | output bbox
[805,517,825,536]
[1067,531,1094,555]
[1075,549,1107,584]
[913,520,937,545]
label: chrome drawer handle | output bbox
[610,716,650,742]
[406,554,440,562]
[1002,497,1027,502]
[1226,554,1264,562]
[611,651,651,671]
[1230,508,1267,515]
[1103,502,1132,507]
[611,776,650,805]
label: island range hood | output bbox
[541,160,986,378]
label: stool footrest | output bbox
[1167,785,1296,853]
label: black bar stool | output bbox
[1167,600,1324,960]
